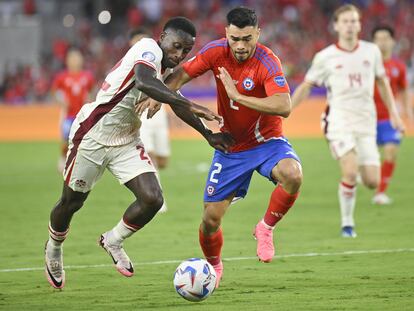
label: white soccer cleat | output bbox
[157,201,168,213]
[98,232,134,277]
[44,241,65,289]
[372,193,392,205]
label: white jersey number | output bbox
[229,99,239,111]
[209,163,222,183]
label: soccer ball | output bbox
[173,258,217,302]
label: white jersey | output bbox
[305,40,386,135]
[69,38,164,146]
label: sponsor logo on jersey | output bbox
[142,51,156,62]
[242,77,255,90]
[335,64,343,69]
[274,76,286,87]
[363,60,370,67]
[207,185,215,196]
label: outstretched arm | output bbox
[291,81,314,109]
[376,76,405,132]
[134,64,220,122]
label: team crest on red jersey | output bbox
[274,76,286,87]
[242,78,255,91]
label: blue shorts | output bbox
[204,138,301,202]
[62,117,75,141]
[377,120,402,145]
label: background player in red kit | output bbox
[51,48,95,172]
[157,7,303,287]
[371,25,413,205]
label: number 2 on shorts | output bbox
[209,163,222,183]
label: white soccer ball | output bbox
[173,258,217,302]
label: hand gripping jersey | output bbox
[374,58,407,121]
[69,38,164,147]
[182,38,290,153]
[305,40,386,135]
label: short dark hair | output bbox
[227,6,258,28]
[128,27,151,40]
[163,16,196,37]
[372,25,395,39]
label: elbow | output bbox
[134,77,147,92]
[275,97,292,118]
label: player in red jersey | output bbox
[144,7,302,287]
[51,48,95,172]
[372,25,412,205]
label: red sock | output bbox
[378,161,395,193]
[199,227,223,266]
[263,186,299,227]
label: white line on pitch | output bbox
[1,248,413,273]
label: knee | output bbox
[364,178,379,190]
[59,195,84,214]
[140,189,164,209]
[278,164,303,191]
[202,210,221,232]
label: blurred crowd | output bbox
[1,0,413,104]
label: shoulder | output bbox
[359,40,380,52]
[312,44,335,61]
[131,38,163,58]
[199,38,227,55]
[255,43,282,75]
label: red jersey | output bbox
[374,58,407,121]
[52,70,95,118]
[183,39,290,152]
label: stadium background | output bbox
[1,1,414,310]
[0,0,413,140]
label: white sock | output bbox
[338,182,357,227]
[47,223,68,257]
[106,219,138,245]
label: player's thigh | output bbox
[107,141,157,191]
[124,171,163,204]
[64,137,106,193]
[355,134,380,167]
[338,150,359,182]
[382,143,399,162]
[204,151,255,203]
[358,165,380,189]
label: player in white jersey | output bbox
[129,28,170,213]
[44,17,234,289]
[291,4,405,238]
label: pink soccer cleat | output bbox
[253,221,275,263]
[212,260,223,288]
[99,232,134,277]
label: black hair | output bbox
[163,16,196,37]
[128,27,151,40]
[371,25,395,38]
[226,6,258,28]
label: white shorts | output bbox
[63,136,156,193]
[140,107,170,157]
[326,132,380,166]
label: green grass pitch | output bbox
[0,138,413,310]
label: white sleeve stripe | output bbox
[135,60,156,71]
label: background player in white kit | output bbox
[129,28,171,213]
[44,17,233,289]
[291,4,405,238]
